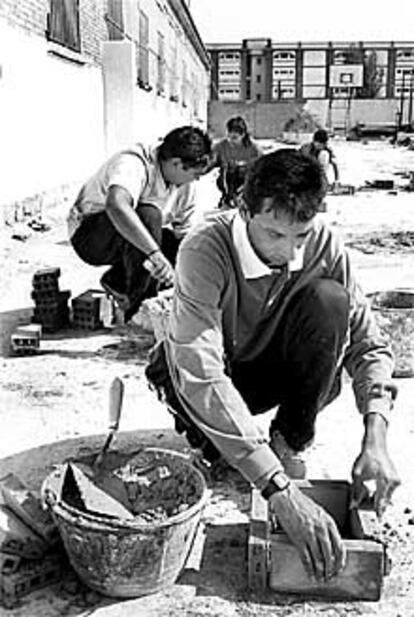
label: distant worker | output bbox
[68,126,212,322]
[208,116,263,209]
[300,129,340,191]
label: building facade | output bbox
[0,0,209,214]
[208,39,414,137]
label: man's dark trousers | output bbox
[71,203,180,320]
[231,278,350,451]
[146,278,350,460]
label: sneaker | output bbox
[269,431,307,479]
[100,272,130,313]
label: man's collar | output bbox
[231,211,304,279]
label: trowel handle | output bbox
[108,377,124,432]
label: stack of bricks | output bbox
[71,290,104,330]
[31,268,70,333]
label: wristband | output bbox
[146,248,160,259]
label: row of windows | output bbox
[137,9,204,111]
[273,51,295,60]
[273,69,295,76]
[218,70,240,76]
[219,52,240,61]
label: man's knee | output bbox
[299,278,350,324]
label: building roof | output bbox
[167,0,210,69]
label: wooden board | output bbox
[248,479,386,601]
[269,535,384,601]
[248,488,269,591]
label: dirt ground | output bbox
[1,139,414,616]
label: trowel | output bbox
[90,377,132,510]
[94,376,124,471]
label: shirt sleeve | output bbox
[166,243,284,489]
[106,153,148,207]
[328,236,397,421]
[165,183,197,238]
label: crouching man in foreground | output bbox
[146,149,400,582]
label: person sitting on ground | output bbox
[67,126,212,322]
[300,128,340,191]
[208,116,262,209]
[146,148,400,583]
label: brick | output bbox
[13,324,42,338]
[0,474,58,546]
[10,334,39,355]
[1,552,62,609]
[0,552,21,575]
[32,267,61,284]
[0,505,48,560]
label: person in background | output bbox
[300,128,340,191]
[68,126,212,322]
[208,116,263,208]
[146,148,399,584]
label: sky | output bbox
[190,0,414,44]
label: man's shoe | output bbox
[100,272,130,313]
[269,431,307,479]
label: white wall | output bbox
[102,0,209,151]
[0,19,105,205]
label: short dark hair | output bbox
[226,116,248,136]
[313,129,329,144]
[242,149,325,222]
[158,126,212,168]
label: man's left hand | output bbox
[351,437,400,519]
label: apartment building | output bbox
[208,39,414,137]
[0,0,209,213]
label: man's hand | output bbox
[269,483,346,581]
[144,250,175,287]
[351,415,400,518]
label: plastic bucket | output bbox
[42,448,208,598]
[368,289,414,378]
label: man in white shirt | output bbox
[68,126,212,321]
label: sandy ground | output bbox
[1,139,414,616]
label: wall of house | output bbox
[0,0,210,218]
[103,0,209,152]
[0,3,107,210]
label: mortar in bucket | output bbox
[368,288,414,378]
[41,447,208,598]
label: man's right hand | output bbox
[269,483,346,582]
[144,250,175,287]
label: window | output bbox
[47,0,80,52]
[256,75,261,83]
[157,31,165,94]
[138,10,149,86]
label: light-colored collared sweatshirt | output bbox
[166,211,395,490]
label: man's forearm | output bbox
[362,412,388,449]
[106,189,159,255]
